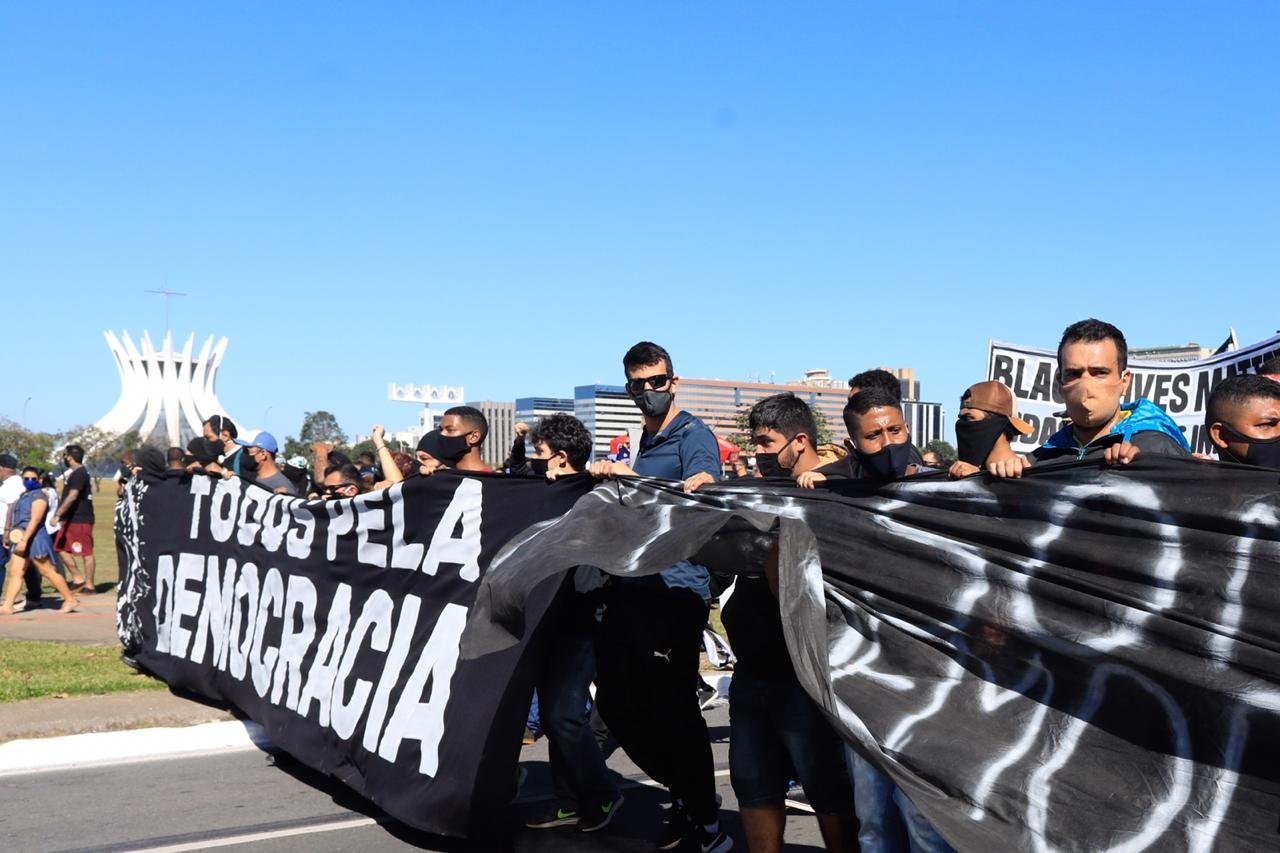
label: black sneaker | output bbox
[577,794,624,833]
[697,682,717,710]
[697,825,734,853]
[524,803,578,829]
[657,800,691,850]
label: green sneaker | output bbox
[578,794,625,833]
[525,803,579,829]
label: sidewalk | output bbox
[0,586,120,645]
[0,588,237,745]
[0,689,237,743]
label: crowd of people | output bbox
[0,444,104,614]
[518,319,1277,853]
[1,317,1277,852]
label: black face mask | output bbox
[856,441,914,481]
[187,437,221,466]
[955,415,1012,466]
[634,389,674,420]
[529,457,550,477]
[1219,424,1280,469]
[754,438,796,479]
[237,447,260,475]
[754,453,785,478]
[417,430,470,465]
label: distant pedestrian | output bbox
[53,444,96,594]
[0,453,41,607]
[114,449,137,499]
[1,467,78,614]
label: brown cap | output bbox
[960,381,1033,436]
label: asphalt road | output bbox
[0,702,832,852]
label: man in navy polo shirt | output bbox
[589,341,731,853]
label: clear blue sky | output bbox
[3,3,1277,443]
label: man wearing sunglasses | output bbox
[589,341,730,853]
[319,463,363,499]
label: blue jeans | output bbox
[526,690,541,735]
[540,628,618,808]
[847,744,955,853]
[729,673,853,814]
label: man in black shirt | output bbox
[203,415,255,479]
[794,392,956,852]
[521,414,625,834]
[54,444,96,593]
[724,393,856,853]
[798,387,922,488]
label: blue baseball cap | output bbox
[235,431,279,455]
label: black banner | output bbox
[466,458,1280,851]
[115,469,593,838]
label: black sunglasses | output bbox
[625,374,674,395]
[323,484,355,496]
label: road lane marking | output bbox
[122,817,378,852]
[118,768,736,850]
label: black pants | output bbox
[594,585,718,825]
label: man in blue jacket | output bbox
[990,318,1190,477]
[590,341,731,853]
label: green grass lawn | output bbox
[0,639,163,703]
[88,490,120,589]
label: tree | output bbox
[55,425,143,476]
[348,436,408,460]
[810,406,834,447]
[0,417,60,471]
[284,411,349,462]
[925,439,957,465]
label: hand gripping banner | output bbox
[114,469,594,839]
[465,457,1280,851]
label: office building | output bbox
[575,384,644,460]
[676,376,853,442]
[1132,329,1237,363]
[676,372,944,449]
[880,367,921,401]
[473,400,516,467]
[514,397,575,428]
[901,400,945,449]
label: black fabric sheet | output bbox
[115,470,593,838]
[464,457,1280,851]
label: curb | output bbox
[0,675,733,777]
[0,719,273,776]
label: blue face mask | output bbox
[22,478,40,491]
